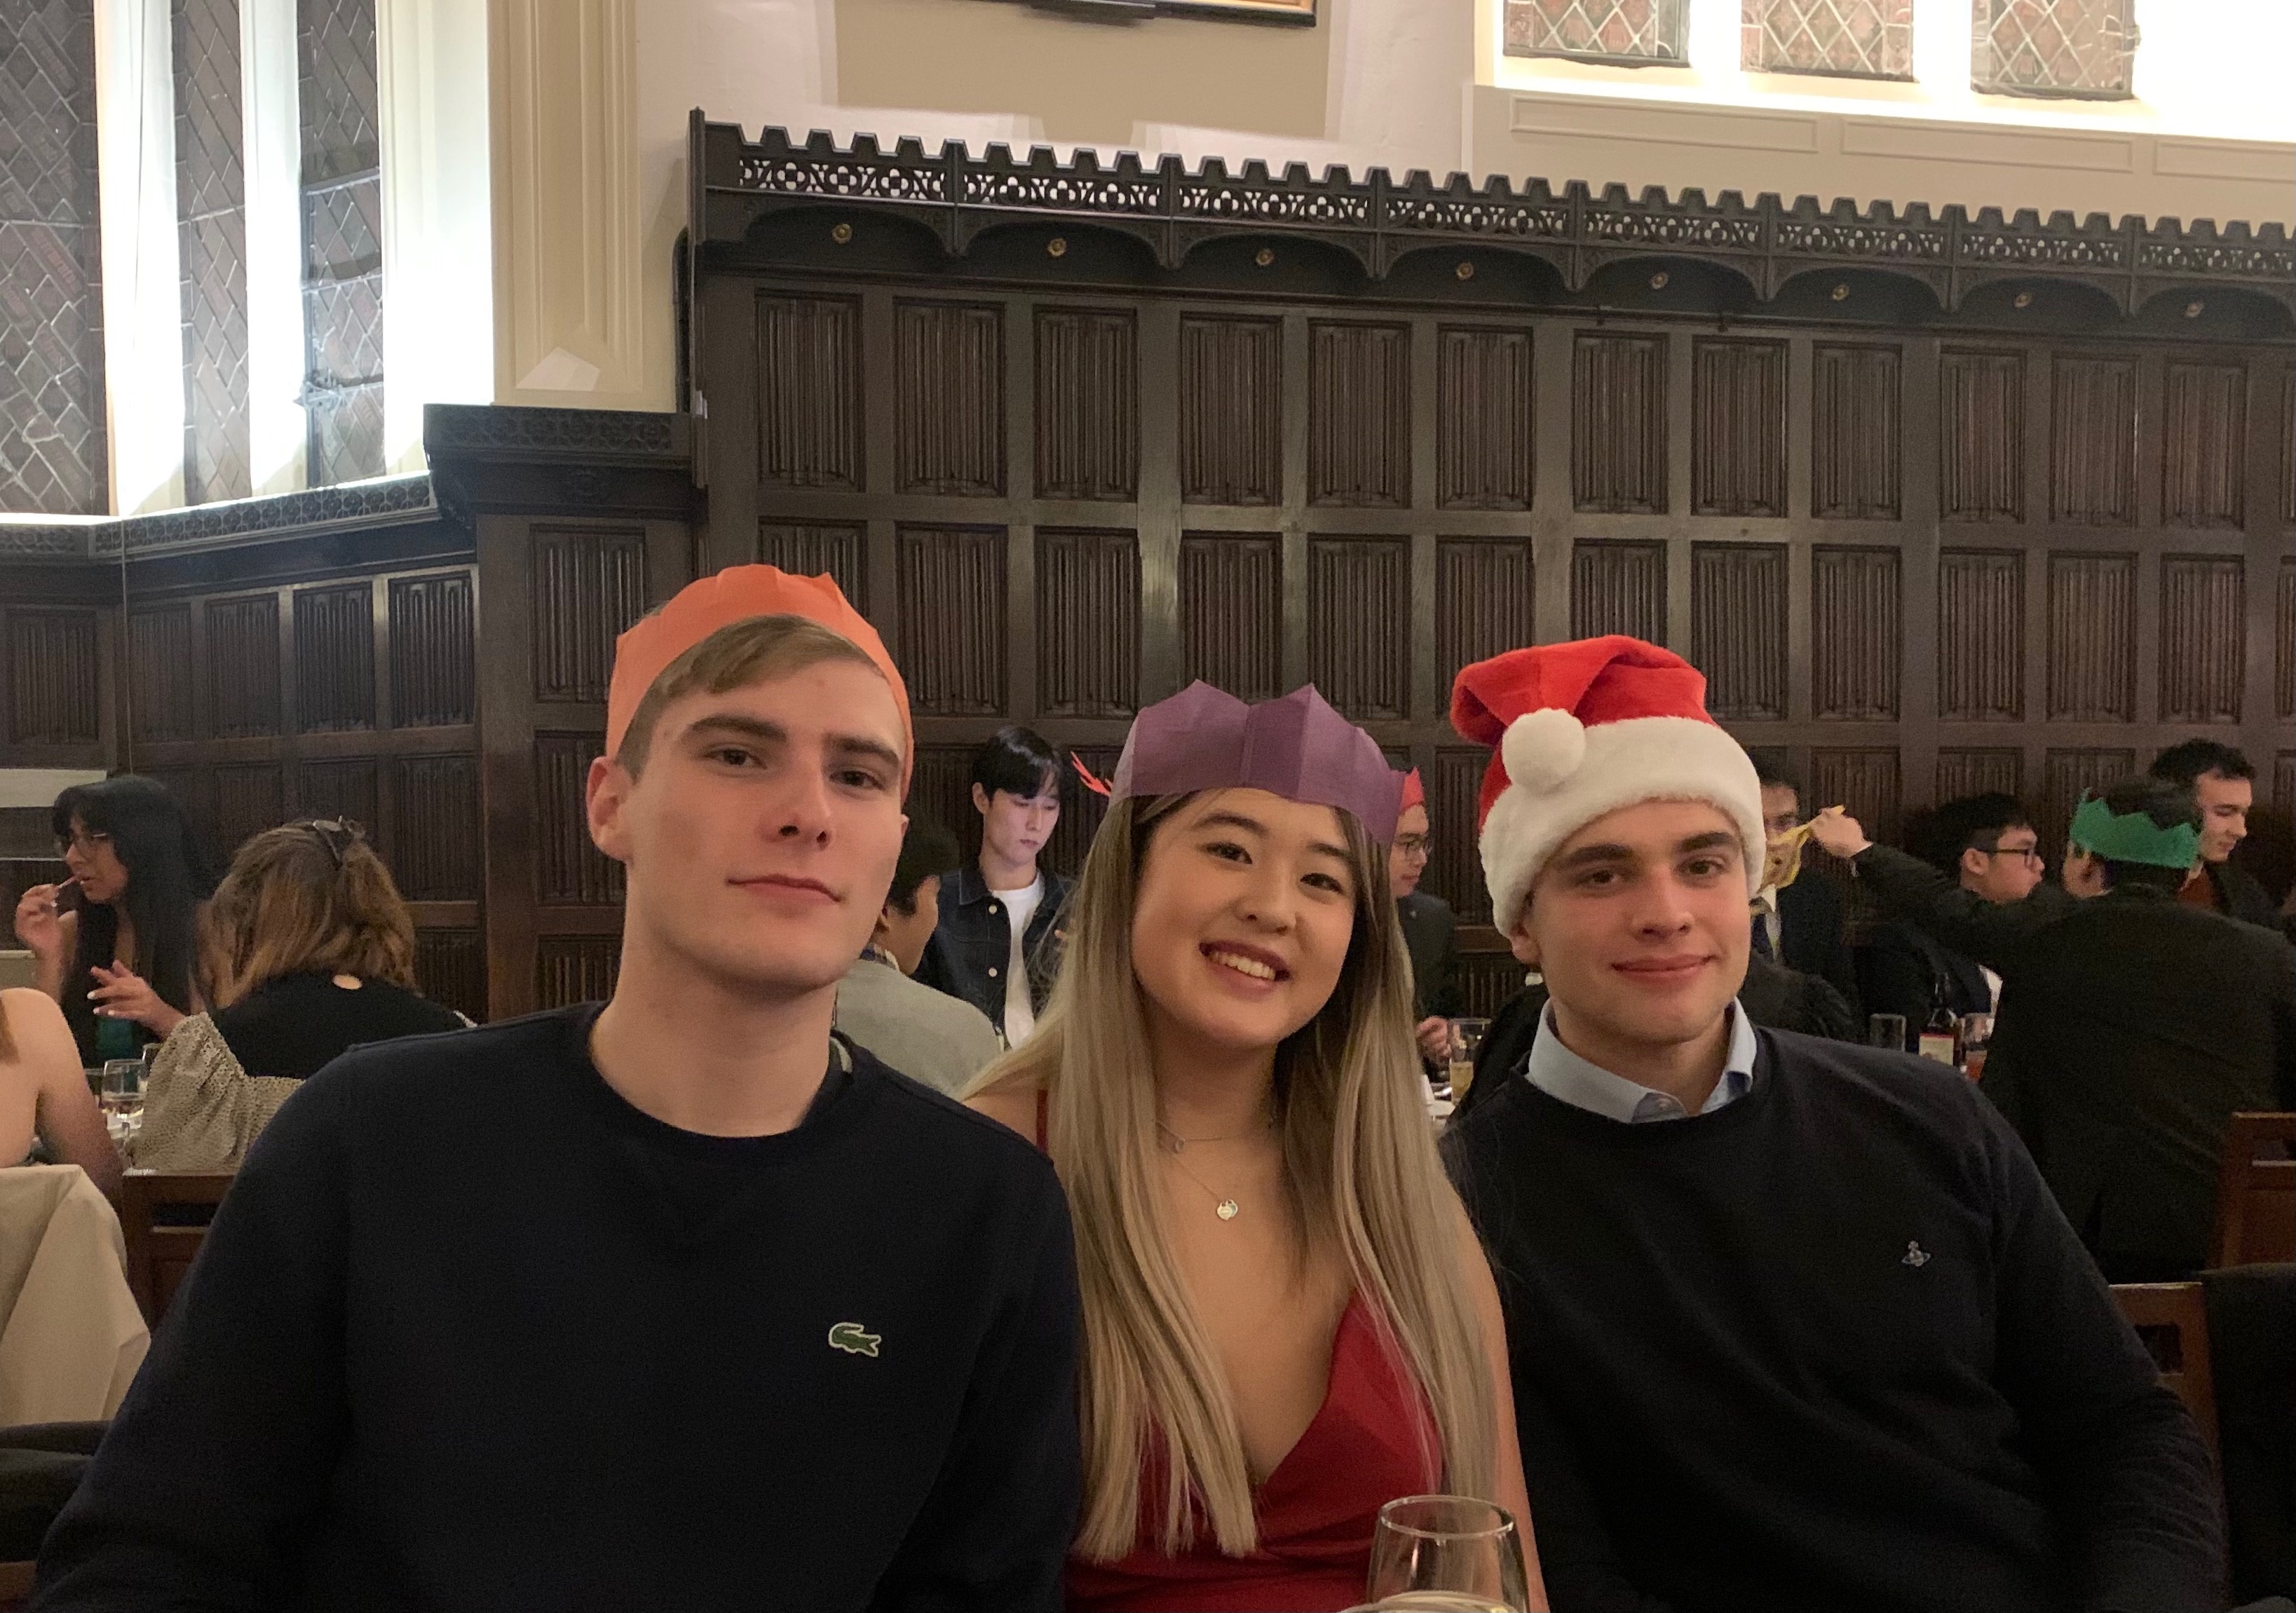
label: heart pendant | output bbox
[1216,1199,1239,1220]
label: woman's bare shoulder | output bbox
[965,1074,1043,1140]
[0,987,70,1042]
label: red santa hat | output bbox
[1449,635,1765,932]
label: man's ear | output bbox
[970,782,991,817]
[587,754,634,866]
[1959,845,1990,883]
[1505,913,1540,970]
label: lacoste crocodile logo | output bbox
[828,1322,882,1357]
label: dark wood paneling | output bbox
[1437,326,1532,510]
[534,733,621,904]
[1179,533,1280,700]
[536,936,620,1009]
[532,527,647,704]
[2158,555,2243,725]
[756,291,862,491]
[393,754,480,901]
[6,608,100,744]
[1812,747,1903,845]
[2046,552,2136,721]
[2050,355,2135,525]
[2283,369,2295,526]
[2278,752,2296,810]
[757,521,868,611]
[388,571,475,727]
[896,524,1007,714]
[205,595,280,737]
[1037,528,1139,717]
[414,927,485,1020]
[1938,549,2024,721]
[212,761,283,859]
[1432,749,1492,926]
[1812,343,1900,519]
[2161,361,2244,528]
[2040,747,2137,856]
[1692,544,1786,721]
[1045,743,1121,876]
[2278,558,2295,720]
[1307,537,1408,719]
[896,299,1005,496]
[294,756,376,827]
[1570,540,1666,641]
[1940,349,2023,522]
[1308,321,1410,507]
[1811,547,1900,719]
[1693,339,1786,517]
[1436,538,1533,697]
[1572,333,1666,513]
[908,743,977,859]
[1458,948,1528,1019]
[1035,307,1137,501]
[129,606,195,742]
[1937,747,2023,803]
[1179,315,1281,505]
[293,583,374,731]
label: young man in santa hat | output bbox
[37,569,1082,1612]
[1438,634,2220,1613]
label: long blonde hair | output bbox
[201,820,419,1007]
[975,791,1496,1560]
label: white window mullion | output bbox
[241,0,308,495]
[93,0,184,515]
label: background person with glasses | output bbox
[11,777,210,1067]
[1856,793,2041,1052]
[1390,770,1463,1068]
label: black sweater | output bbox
[1443,1029,2222,1613]
[34,1007,1082,1613]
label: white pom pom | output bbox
[1502,708,1585,794]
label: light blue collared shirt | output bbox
[1524,1000,1760,1124]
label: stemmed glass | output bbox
[1353,1494,1531,1612]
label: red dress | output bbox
[1066,1295,1444,1612]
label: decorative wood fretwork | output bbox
[2049,355,2135,525]
[531,526,647,705]
[206,596,282,737]
[1307,537,1409,719]
[1036,528,1139,718]
[1693,339,1786,518]
[2158,555,2243,725]
[534,733,622,904]
[1035,308,1138,502]
[1692,544,1786,720]
[896,300,1005,496]
[1811,344,1900,520]
[1573,334,1667,514]
[1572,540,1666,641]
[388,572,475,727]
[756,292,862,490]
[1941,350,2023,522]
[2161,362,2245,528]
[1180,533,1281,700]
[758,522,868,613]
[1179,316,1282,505]
[1811,547,1901,719]
[5,608,100,745]
[392,754,480,900]
[1309,322,1411,508]
[1437,327,1533,511]
[129,606,196,742]
[1937,549,2024,721]
[293,583,374,732]
[1937,747,2023,803]
[1436,539,1533,698]
[2046,552,2135,722]
[897,524,1007,714]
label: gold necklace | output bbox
[1155,1112,1273,1223]
[1163,1148,1244,1221]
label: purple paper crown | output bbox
[1109,682,1402,843]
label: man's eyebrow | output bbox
[824,733,904,771]
[1554,842,1634,870]
[1678,831,1740,855]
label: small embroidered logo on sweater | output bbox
[1901,1241,1931,1268]
[828,1323,882,1357]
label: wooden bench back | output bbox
[118,1171,236,1330]
[2210,1112,2296,1269]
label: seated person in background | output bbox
[2149,739,2284,931]
[1856,792,2039,1051]
[915,726,1071,1047]
[130,819,466,1173]
[36,566,1082,1612]
[0,988,121,1197]
[969,682,1537,1613]
[1747,755,1860,1013]
[1390,768,1463,1069]
[1814,777,2296,1284]
[834,817,1003,1096]
[1444,635,2221,1613]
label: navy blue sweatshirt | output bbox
[36,1007,1082,1612]
[1443,1028,2221,1613]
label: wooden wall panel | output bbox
[1692,544,1787,721]
[2162,362,2245,528]
[6,608,99,744]
[2050,356,2135,525]
[1037,528,1139,717]
[2278,557,2295,719]
[1458,948,1530,1019]
[1571,540,1665,641]
[534,733,621,904]
[1937,549,2024,721]
[2283,368,2295,526]
[1812,747,1903,845]
[907,743,977,857]
[212,761,284,859]
[2158,555,2244,725]
[2046,552,2136,721]
[2040,747,2137,856]
[1035,308,1138,502]
[897,525,1007,714]
[532,528,647,705]
[757,522,868,612]
[205,595,281,737]
[293,583,374,731]
[1812,343,1900,519]
[388,572,475,727]
[896,301,1005,496]
[1180,315,1282,505]
[393,754,480,900]
[1437,327,1531,510]
[1432,749,1493,925]
[1436,539,1533,697]
[1811,547,1901,719]
[128,606,195,742]
[414,928,486,1021]
[1307,538,1409,719]
[1045,744,1122,876]
[2279,752,2295,810]
[1308,322,1410,507]
[1940,350,2023,522]
[1179,533,1281,700]
[1692,339,1786,517]
[294,757,377,828]
[1936,748,2023,803]
[756,292,862,491]
[536,937,620,1010]
[1572,334,1666,513]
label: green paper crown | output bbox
[2069,793,2201,869]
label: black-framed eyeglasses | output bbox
[1393,833,1434,857]
[57,828,113,857]
[1976,841,2043,867]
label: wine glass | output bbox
[1356,1493,1530,1612]
[100,1059,144,1117]
[1446,1019,1490,1101]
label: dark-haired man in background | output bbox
[1815,776,2296,1281]
[836,817,1003,1096]
[1748,756,1859,1013]
[2149,739,2281,930]
[916,726,1071,1047]
[1857,793,2040,1049]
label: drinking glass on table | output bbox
[1354,1494,1530,1612]
[1444,1019,1490,1102]
[100,1059,144,1118]
[1866,1014,1908,1051]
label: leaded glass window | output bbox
[1743,0,1913,79]
[1971,0,2137,98]
[1504,0,1689,66]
